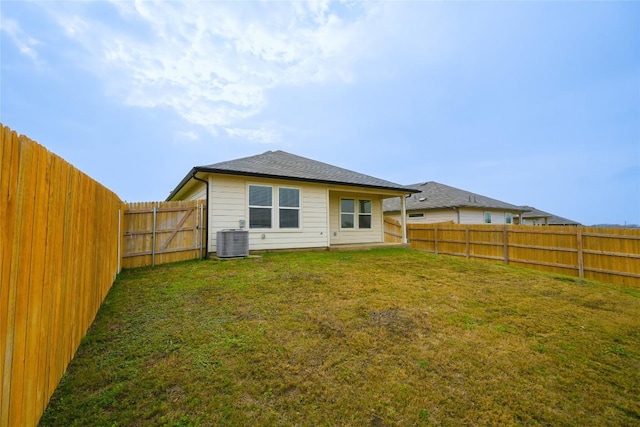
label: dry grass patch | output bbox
[40,248,639,426]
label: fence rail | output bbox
[384,220,640,287]
[1,124,123,427]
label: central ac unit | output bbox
[216,230,249,258]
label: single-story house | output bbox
[384,181,527,225]
[519,206,581,226]
[167,150,418,254]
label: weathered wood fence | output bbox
[1,124,123,427]
[385,219,640,286]
[122,200,206,269]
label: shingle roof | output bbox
[168,150,416,200]
[383,181,525,212]
[519,206,581,225]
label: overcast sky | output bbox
[1,1,638,225]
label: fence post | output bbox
[199,203,205,259]
[577,228,584,278]
[503,226,509,265]
[117,208,121,274]
[197,204,202,259]
[152,206,157,267]
[465,227,470,259]
[434,225,439,254]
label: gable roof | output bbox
[168,150,417,200]
[383,181,525,212]
[519,206,581,225]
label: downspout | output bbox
[191,171,209,258]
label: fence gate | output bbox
[121,200,206,268]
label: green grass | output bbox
[40,248,639,426]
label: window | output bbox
[341,199,355,228]
[249,185,272,228]
[359,200,372,229]
[279,187,300,228]
[505,213,513,224]
[341,198,372,229]
[484,212,492,224]
[408,213,424,218]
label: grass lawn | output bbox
[40,248,639,426]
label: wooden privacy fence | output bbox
[384,217,403,243]
[121,200,206,269]
[1,124,123,427]
[384,220,640,287]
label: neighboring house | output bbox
[519,206,581,226]
[383,181,527,225]
[167,150,418,254]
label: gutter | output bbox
[167,167,419,200]
[191,171,209,258]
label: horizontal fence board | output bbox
[583,249,640,259]
[122,246,203,258]
[123,227,197,236]
[583,232,640,240]
[509,243,577,253]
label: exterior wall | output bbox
[385,209,457,224]
[207,175,329,252]
[415,209,457,224]
[459,209,512,225]
[521,217,548,226]
[387,208,516,225]
[182,181,207,201]
[458,209,485,224]
[329,191,384,245]
[174,173,407,252]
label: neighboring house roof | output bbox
[383,181,526,212]
[168,150,418,200]
[519,206,581,226]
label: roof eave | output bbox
[401,204,527,212]
[168,167,418,200]
[166,167,201,201]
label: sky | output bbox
[1,1,639,226]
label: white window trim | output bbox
[247,184,303,232]
[358,199,372,229]
[484,212,492,224]
[505,212,513,225]
[340,198,356,230]
[278,187,301,230]
[248,184,273,230]
[340,197,373,230]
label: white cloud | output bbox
[224,125,282,145]
[1,17,41,62]
[43,1,376,143]
[174,130,199,142]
